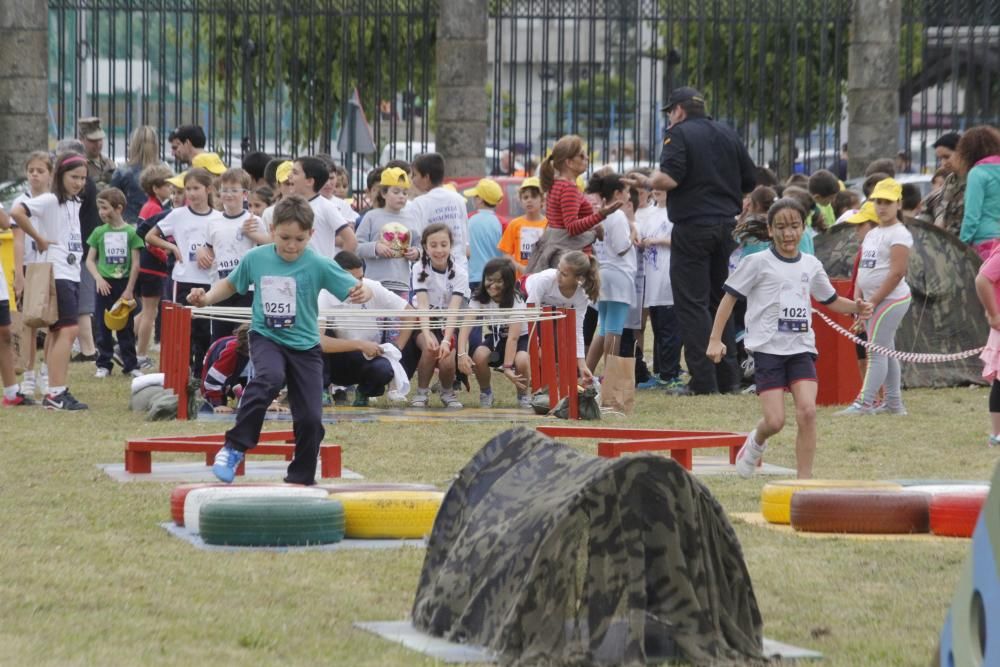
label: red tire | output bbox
[929,489,989,538]
[170,483,286,525]
[790,490,930,534]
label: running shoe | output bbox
[212,446,245,483]
[43,390,88,411]
[735,431,766,479]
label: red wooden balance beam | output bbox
[535,425,749,471]
[124,430,342,478]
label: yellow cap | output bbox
[463,178,503,205]
[191,152,227,175]
[518,176,542,192]
[103,298,137,332]
[275,161,294,184]
[844,201,879,225]
[870,177,902,202]
[379,167,411,189]
[166,172,186,189]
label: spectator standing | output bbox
[78,117,116,189]
[954,126,1000,259]
[644,87,756,395]
[917,132,964,236]
[168,125,207,166]
[463,178,504,292]
[111,125,161,224]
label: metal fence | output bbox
[46,0,1000,180]
[48,0,437,178]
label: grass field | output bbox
[1,360,994,666]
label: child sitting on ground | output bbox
[708,198,872,479]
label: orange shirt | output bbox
[497,216,547,272]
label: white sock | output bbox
[40,363,49,377]
[750,429,767,449]
[3,385,18,400]
[48,385,66,397]
[23,370,35,380]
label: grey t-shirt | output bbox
[355,207,421,293]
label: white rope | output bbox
[812,308,985,363]
[187,305,566,331]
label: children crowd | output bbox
[1,117,998,483]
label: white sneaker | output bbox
[834,402,875,416]
[20,374,36,397]
[517,393,532,409]
[94,368,110,379]
[411,390,430,408]
[735,431,766,479]
[479,390,494,408]
[39,364,49,395]
[440,391,463,409]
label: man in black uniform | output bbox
[647,87,756,395]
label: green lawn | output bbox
[1,361,993,666]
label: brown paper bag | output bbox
[600,354,635,414]
[21,262,58,328]
[10,311,30,375]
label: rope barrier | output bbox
[187,305,566,331]
[812,308,984,363]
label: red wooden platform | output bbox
[124,430,342,478]
[536,425,750,471]
[527,307,579,418]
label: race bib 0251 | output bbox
[261,275,296,328]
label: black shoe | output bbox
[71,352,97,363]
[43,389,88,411]
[332,389,348,406]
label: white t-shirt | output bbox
[307,195,349,258]
[410,259,470,309]
[595,210,637,304]
[409,187,469,268]
[156,205,220,284]
[525,268,589,358]
[207,210,258,280]
[20,192,83,282]
[724,247,837,356]
[330,196,359,226]
[639,207,673,307]
[318,277,409,344]
[467,294,528,339]
[11,193,39,265]
[856,223,913,302]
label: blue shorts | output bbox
[469,327,529,367]
[596,301,629,336]
[53,279,80,331]
[753,351,817,394]
[0,300,10,327]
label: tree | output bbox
[191,0,436,153]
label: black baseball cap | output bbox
[662,87,705,112]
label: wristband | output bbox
[457,352,467,358]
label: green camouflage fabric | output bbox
[411,427,764,666]
[814,220,988,387]
[915,173,965,237]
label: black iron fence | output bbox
[46,0,1000,180]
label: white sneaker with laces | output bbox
[440,391,463,409]
[735,430,766,479]
[834,402,875,416]
[479,390,494,408]
[94,367,110,379]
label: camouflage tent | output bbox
[411,427,764,666]
[814,221,988,387]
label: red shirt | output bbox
[545,179,603,236]
[138,197,163,223]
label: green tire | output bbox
[200,497,346,547]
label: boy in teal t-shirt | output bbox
[85,188,145,377]
[188,194,371,484]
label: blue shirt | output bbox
[467,209,503,284]
[226,244,359,351]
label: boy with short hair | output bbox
[138,164,174,222]
[85,187,145,378]
[807,169,840,229]
[410,152,469,268]
[462,178,504,291]
[285,156,357,255]
[498,177,547,275]
[187,194,372,484]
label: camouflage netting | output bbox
[814,221,989,387]
[411,427,764,666]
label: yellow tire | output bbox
[760,480,902,525]
[330,490,445,539]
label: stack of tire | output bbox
[760,480,990,537]
[170,482,444,546]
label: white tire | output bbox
[183,486,328,534]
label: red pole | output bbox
[561,308,579,420]
[176,307,192,420]
[540,308,558,409]
[527,302,542,393]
